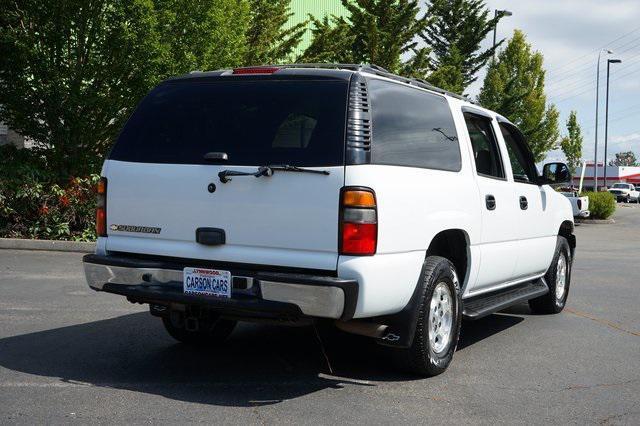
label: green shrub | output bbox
[584,191,616,220]
[0,145,98,241]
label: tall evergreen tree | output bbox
[478,30,559,162]
[425,45,465,93]
[300,0,430,75]
[423,0,502,93]
[560,111,583,175]
[243,0,307,65]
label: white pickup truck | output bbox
[83,64,576,376]
[560,190,590,218]
[608,183,640,203]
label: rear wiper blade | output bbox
[265,164,331,176]
[218,164,330,184]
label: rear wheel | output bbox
[393,256,462,376]
[529,236,571,314]
[162,311,236,346]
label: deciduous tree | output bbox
[478,30,559,162]
[560,111,583,174]
[154,0,250,75]
[609,151,638,166]
[0,0,161,178]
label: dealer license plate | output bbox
[183,267,231,298]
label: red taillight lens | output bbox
[96,177,107,237]
[96,208,106,237]
[340,187,377,256]
[342,223,377,255]
[233,66,280,75]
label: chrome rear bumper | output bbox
[83,254,358,320]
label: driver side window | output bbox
[499,123,537,184]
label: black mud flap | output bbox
[368,261,429,348]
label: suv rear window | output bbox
[110,78,348,166]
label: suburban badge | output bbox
[109,224,161,234]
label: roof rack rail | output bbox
[274,63,389,74]
[272,63,475,104]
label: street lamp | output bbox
[594,49,613,191]
[492,9,513,59]
[603,58,622,189]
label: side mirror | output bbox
[540,162,571,185]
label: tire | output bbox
[393,256,462,377]
[529,236,572,314]
[162,313,236,346]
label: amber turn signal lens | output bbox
[343,190,376,207]
[97,178,107,195]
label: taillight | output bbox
[233,66,280,75]
[96,177,107,237]
[340,187,377,255]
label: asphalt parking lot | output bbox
[1,207,639,425]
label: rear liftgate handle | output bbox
[485,194,496,210]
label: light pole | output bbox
[492,9,513,59]
[604,58,622,189]
[594,49,613,191]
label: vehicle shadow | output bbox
[0,307,527,407]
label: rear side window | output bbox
[463,112,505,179]
[110,79,348,166]
[368,78,461,171]
[499,123,538,184]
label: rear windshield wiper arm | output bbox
[218,165,330,184]
[218,166,273,183]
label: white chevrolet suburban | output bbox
[83,64,576,376]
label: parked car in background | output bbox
[608,183,639,203]
[559,189,590,218]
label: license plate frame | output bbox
[183,267,231,298]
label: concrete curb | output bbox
[0,238,95,253]
[576,218,615,225]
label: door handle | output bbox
[196,227,226,245]
[519,196,528,210]
[485,195,496,210]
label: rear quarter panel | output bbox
[339,164,481,316]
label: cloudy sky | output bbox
[464,0,640,164]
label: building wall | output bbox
[285,0,349,57]
[573,165,640,188]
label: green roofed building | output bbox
[286,0,349,57]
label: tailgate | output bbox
[104,161,344,270]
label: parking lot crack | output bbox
[565,308,640,337]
